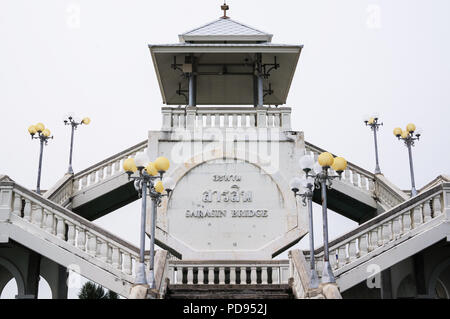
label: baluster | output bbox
[230,267,236,284]
[204,114,210,127]
[359,234,368,256]
[123,253,132,275]
[352,170,359,187]
[67,222,76,246]
[249,114,256,127]
[187,267,194,284]
[268,114,274,127]
[392,217,402,239]
[173,114,179,128]
[348,240,357,262]
[250,266,257,284]
[56,216,65,240]
[423,201,432,223]
[208,267,214,285]
[87,234,97,256]
[329,250,338,270]
[215,114,220,127]
[98,240,108,262]
[344,169,351,183]
[44,210,54,234]
[22,200,31,222]
[197,267,204,285]
[377,226,383,246]
[272,267,280,284]
[32,205,43,227]
[81,176,88,189]
[98,167,104,182]
[224,114,230,127]
[338,246,346,267]
[402,212,412,233]
[432,195,442,217]
[412,206,423,228]
[113,161,120,174]
[369,230,378,251]
[89,172,96,185]
[176,266,183,284]
[73,179,80,192]
[218,267,225,284]
[382,222,392,244]
[261,266,268,284]
[179,113,185,128]
[369,179,375,192]
[274,114,281,127]
[106,164,112,177]
[361,176,367,191]
[77,228,86,251]
[12,193,22,216]
[111,247,120,269]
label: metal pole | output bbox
[257,53,264,107]
[36,138,44,194]
[373,127,381,174]
[148,194,157,289]
[320,171,335,283]
[135,181,148,285]
[407,143,417,196]
[307,191,319,288]
[67,124,75,174]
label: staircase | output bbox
[302,182,450,292]
[165,284,294,299]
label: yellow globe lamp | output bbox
[401,130,409,139]
[35,123,45,133]
[42,129,51,137]
[145,162,158,176]
[406,123,416,133]
[331,157,348,173]
[368,118,375,125]
[154,181,164,194]
[318,152,334,168]
[393,127,402,137]
[123,158,137,174]
[82,117,91,125]
[154,157,170,172]
[28,125,37,135]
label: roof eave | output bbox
[148,44,303,54]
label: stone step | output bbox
[165,284,294,299]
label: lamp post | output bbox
[290,175,319,288]
[393,123,422,197]
[123,153,174,288]
[291,152,347,284]
[364,114,383,174]
[64,115,90,174]
[28,123,53,194]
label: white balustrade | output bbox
[308,185,448,276]
[162,107,292,131]
[169,261,289,285]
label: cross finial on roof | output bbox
[221,2,230,19]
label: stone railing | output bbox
[374,175,409,209]
[72,140,147,195]
[44,174,73,207]
[306,183,449,276]
[162,107,292,131]
[0,179,142,295]
[288,249,311,298]
[304,142,375,195]
[167,260,290,285]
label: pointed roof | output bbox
[179,18,273,43]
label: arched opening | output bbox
[1,278,18,299]
[428,258,450,299]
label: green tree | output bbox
[78,282,119,299]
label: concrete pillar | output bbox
[380,268,393,299]
[24,251,41,299]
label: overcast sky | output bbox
[1,0,449,298]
